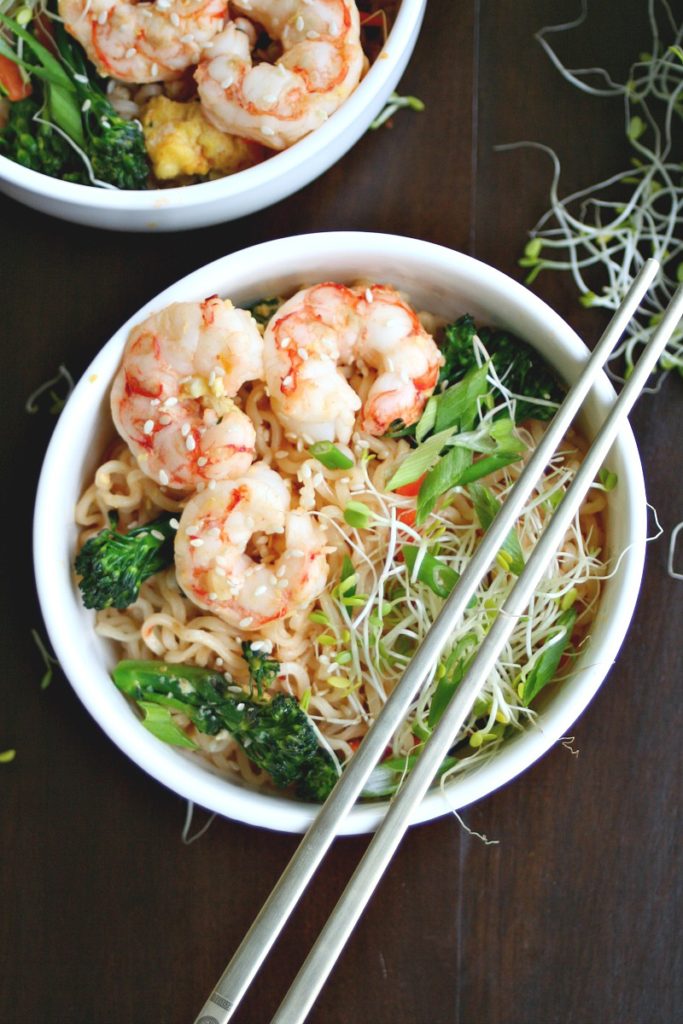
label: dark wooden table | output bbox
[2,2,681,1022]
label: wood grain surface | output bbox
[1,2,681,1023]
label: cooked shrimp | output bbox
[174,462,329,629]
[195,1,364,150]
[111,296,263,490]
[58,0,228,83]
[263,282,443,443]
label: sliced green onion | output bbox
[308,441,354,470]
[137,701,198,749]
[300,689,311,712]
[386,425,457,491]
[402,544,460,599]
[518,608,577,705]
[432,363,490,434]
[416,445,472,523]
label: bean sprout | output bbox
[499,0,683,380]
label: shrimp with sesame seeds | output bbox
[195,0,364,150]
[174,462,329,630]
[110,296,263,491]
[262,282,443,444]
[58,0,228,83]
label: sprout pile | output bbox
[505,0,683,379]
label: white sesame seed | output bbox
[221,76,233,89]
[239,617,254,628]
[365,288,373,303]
[97,10,108,24]
[197,456,208,467]
[215,566,226,577]
[298,347,309,360]
[159,415,172,425]
[276,578,288,589]
[151,63,159,77]
[150,529,165,541]
[295,15,304,30]
[143,419,154,434]
[306,29,319,39]
[159,470,169,485]
[254,585,267,596]
[207,527,220,538]
[125,47,137,59]
[169,518,179,530]
[287,549,305,558]
[186,434,196,451]
[190,538,204,548]
[275,450,288,460]
[261,126,275,137]
[208,480,216,490]
[236,702,245,712]
[180,33,195,44]
[170,12,180,27]
[181,422,191,437]
[276,565,287,578]
[164,396,178,408]
[81,98,91,113]
[150,398,161,406]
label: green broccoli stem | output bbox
[74,512,176,611]
[112,660,339,801]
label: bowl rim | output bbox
[0,0,426,209]
[33,231,647,834]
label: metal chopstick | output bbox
[193,258,661,1024]
[271,280,683,1024]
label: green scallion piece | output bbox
[308,441,354,470]
[402,544,460,599]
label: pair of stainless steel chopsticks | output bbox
[195,259,683,1024]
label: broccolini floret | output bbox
[0,96,83,179]
[0,12,149,189]
[75,513,176,611]
[113,660,339,802]
[242,640,280,697]
[439,315,565,422]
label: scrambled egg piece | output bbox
[141,96,263,182]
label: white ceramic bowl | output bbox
[0,2,426,231]
[34,232,647,833]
